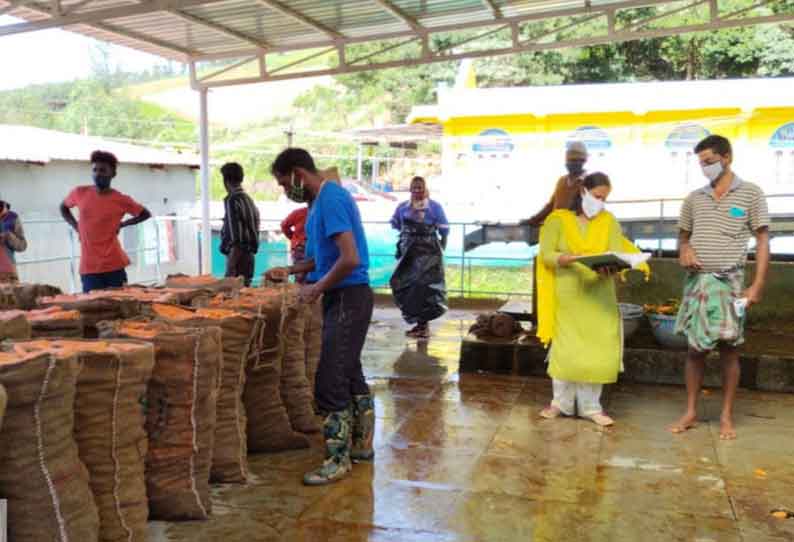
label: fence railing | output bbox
[14,192,794,296]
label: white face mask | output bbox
[701,161,723,183]
[581,189,605,218]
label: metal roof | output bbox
[2,0,793,88]
[0,124,201,167]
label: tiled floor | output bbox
[151,308,794,541]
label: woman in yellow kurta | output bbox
[537,173,627,427]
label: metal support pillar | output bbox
[199,87,212,275]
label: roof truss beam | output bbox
[169,9,269,49]
[0,0,227,37]
[254,0,343,39]
[371,0,424,32]
[15,0,195,58]
[193,2,794,87]
[480,0,503,19]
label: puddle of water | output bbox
[603,455,683,474]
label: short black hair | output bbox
[90,150,118,172]
[220,162,244,185]
[270,148,317,177]
[570,172,612,214]
[694,135,732,157]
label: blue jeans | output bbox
[315,284,373,413]
[81,269,128,293]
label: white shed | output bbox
[0,124,201,291]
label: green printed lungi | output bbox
[674,270,745,352]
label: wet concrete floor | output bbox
[150,308,794,541]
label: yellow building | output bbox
[408,74,794,219]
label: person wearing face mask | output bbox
[389,176,449,339]
[0,199,28,283]
[669,135,770,441]
[536,173,648,427]
[60,150,151,293]
[522,142,589,321]
[220,162,260,287]
[265,148,373,486]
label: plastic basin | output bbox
[647,313,689,350]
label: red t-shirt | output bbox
[63,186,144,275]
[281,207,308,249]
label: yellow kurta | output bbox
[538,211,624,384]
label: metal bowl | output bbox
[647,313,689,350]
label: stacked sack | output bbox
[150,303,261,483]
[0,347,100,542]
[165,274,244,296]
[39,292,142,338]
[9,340,154,542]
[0,311,31,340]
[99,319,220,520]
[0,307,84,340]
[0,282,61,310]
[26,306,85,338]
[210,288,315,452]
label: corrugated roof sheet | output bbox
[0,0,550,61]
[0,124,201,167]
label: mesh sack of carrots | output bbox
[151,303,258,483]
[0,282,62,310]
[0,348,100,542]
[0,310,31,340]
[25,306,85,338]
[98,319,220,520]
[10,339,154,542]
[38,292,142,337]
[209,292,311,452]
[165,274,244,295]
[236,286,318,433]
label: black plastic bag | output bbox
[390,221,448,324]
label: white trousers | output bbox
[551,379,603,417]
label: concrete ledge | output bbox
[459,339,794,393]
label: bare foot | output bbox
[667,413,698,434]
[719,417,737,440]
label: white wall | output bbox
[0,160,200,292]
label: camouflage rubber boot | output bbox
[351,394,375,462]
[303,408,353,486]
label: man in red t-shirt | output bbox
[281,206,309,279]
[60,150,152,293]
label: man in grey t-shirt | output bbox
[668,135,770,440]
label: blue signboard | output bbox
[770,122,794,148]
[568,126,612,150]
[665,123,710,149]
[472,128,515,154]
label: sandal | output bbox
[588,412,615,427]
[539,405,563,419]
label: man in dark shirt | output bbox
[220,162,260,286]
[521,142,589,322]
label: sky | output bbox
[0,15,168,90]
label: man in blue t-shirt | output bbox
[266,148,374,486]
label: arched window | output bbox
[472,128,514,160]
[770,122,794,185]
[567,126,612,157]
[665,123,710,186]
